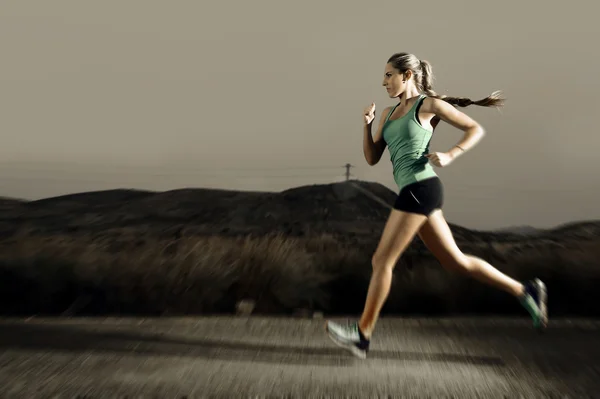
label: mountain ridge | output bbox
[1,181,597,241]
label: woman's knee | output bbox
[440,254,473,274]
[371,251,395,272]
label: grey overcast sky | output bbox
[1,1,599,230]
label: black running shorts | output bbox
[393,177,444,216]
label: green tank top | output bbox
[382,94,438,192]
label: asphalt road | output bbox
[0,316,599,398]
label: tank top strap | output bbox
[385,95,427,122]
[414,94,427,109]
[410,94,427,117]
[385,102,401,123]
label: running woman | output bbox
[326,52,547,359]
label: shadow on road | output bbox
[0,321,504,367]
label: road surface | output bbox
[0,316,599,397]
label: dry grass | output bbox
[0,230,599,317]
[0,232,362,316]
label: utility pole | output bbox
[344,163,354,181]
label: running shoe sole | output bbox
[534,278,548,332]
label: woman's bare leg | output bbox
[418,209,547,328]
[357,209,428,338]
[325,208,427,358]
[417,209,523,295]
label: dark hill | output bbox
[2,179,599,269]
[2,181,397,238]
[2,180,598,243]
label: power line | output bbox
[0,167,346,178]
[0,163,360,183]
[0,175,348,184]
[0,162,343,173]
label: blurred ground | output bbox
[0,316,599,398]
